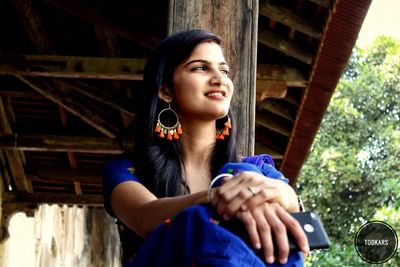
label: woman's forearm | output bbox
[111,182,209,238]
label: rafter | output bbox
[0,134,125,153]
[0,98,32,192]
[257,65,308,87]
[308,0,331,9]
[11,0,52,53]
[15,76,119,137]
[260,0,322,39]
[0,55,146,80]
[258,100,295,122]
[55,79,136,117]
[258,29,313,65]
[43,0,160,49]
[95,26,135,127]
[256,111,292,137]
[27,167,101,184]
[254,142,283,160]
[3,192,103,206]
[256,80,287,101]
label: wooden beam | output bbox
[0,55,145,80]
[57,79,136,117]
[0,152,12,190]
[27,166,101,185]
[43,0,160,49]
[254,142,283,160]
[94,26,135,127]
[258,29,313,65]
[0,134,126,154]
[0,98,32,193]
[0,55,308,88]
[256,80,287,101]
[15,76,119,137]
[256,111,291,137]
[11,0,53,53]
[308,0,331,9]
[95,27,120,57]
[260,0,322,39]
[2,192,103,206]
[257,64,308,87]
[168,0,258,156]
[258,100,295,122]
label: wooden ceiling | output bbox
[0,0,372,211]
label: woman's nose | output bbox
[209,70,225,86]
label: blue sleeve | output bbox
[217,154,288,184]
[102,155,141,216]
[242,154,289,183]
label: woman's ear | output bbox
[158,83,173,103]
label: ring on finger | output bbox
[247,186,257,197]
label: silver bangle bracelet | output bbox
[207,173,234,203]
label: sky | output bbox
[356,0,400,47]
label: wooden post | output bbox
[168,0,258,156]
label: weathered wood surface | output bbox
[168,0,258,156]
[0,98,32,192]
[0,55,145,80]
[3,192,103,206]
[0,134,126,154]
[16,76,119,138]
[1,205,120,267]
[260,0,322,39]
[258,29,313,65]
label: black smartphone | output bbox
[288,211,330,250]
[220,211,330,253]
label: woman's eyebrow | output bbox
[184,59,229,68]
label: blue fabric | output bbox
[103,155,303,266]
[102,155,140,216]
[242,154,289,183]
[128,205,303,267]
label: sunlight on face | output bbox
[172,42,234,121]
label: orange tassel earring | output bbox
[216,116,231,140]
[154,103,183,141]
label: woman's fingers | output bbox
[264,204,290,264]
[236,211,261,250]
[216,185,258,219]
[251,207,275,264]
[276,206,309,254]
[240,185,281,211]
[237,203,310,265]
[213,172,278,218]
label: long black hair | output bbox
[120,29,239,263]
[131,29,238,197]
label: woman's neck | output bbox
[179,120,216,192]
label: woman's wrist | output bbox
[207,173,234,202]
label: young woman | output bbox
[103,29,309,266]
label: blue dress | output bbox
[103,154,303,267]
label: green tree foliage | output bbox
[297,36,400,265]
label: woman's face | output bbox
[170,41,234,121]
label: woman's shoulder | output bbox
[103,154,141,184]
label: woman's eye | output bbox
[221,69,230,75]
[192,66,207,71]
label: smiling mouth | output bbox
[205,91,226,97]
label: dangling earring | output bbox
[154,103,183,140]
[216,116,231,140]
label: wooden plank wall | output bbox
[168,0,259,156]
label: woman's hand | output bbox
[235,202,309,264]
[210,171,299,220]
